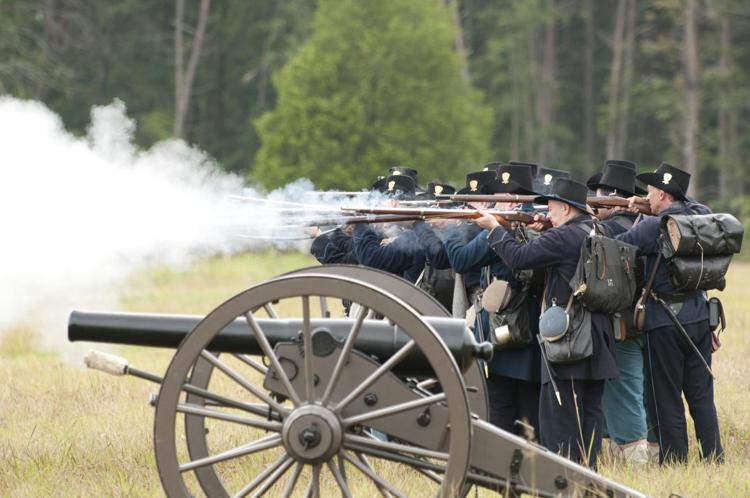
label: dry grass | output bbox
[2,250,749,497]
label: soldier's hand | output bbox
[473,211,501,230]
[626,196,640,213]
[528,214,551,232]
[306,226,321,237]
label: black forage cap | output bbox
[636,162,690,201]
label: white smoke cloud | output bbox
[0,97,392,354]
[0,98,287,352]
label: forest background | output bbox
[2,0,749,210]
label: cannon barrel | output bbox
[69,311,491,374]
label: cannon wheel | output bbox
[278,264,489,420]
[184,265,489,496]
[155,273,472,497]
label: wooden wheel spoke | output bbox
[179,434,281,473]
[177,402,282,432]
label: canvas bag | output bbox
[484,279,534,349]
[539,270,593,364]
[416,263,455,312]
[569,223,638,314]
[659,213,744,292]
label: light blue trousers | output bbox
[602,338,647,445]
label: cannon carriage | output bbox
[69,265,646,498]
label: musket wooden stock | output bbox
[340,206,547,225]
[439,193,539,204]
[301,214,432,226]
[440,193,652,215]
[586,195,652,215]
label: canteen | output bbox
[539,303,569,342]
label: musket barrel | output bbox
[68,311,489,375]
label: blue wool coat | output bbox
[352,224,425,283]
[488,214,618,383]
[616,201,711,330]
[443,224,541,382]
[310,228,357,265]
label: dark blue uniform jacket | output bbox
[411,221,452,270]
[616,201,711,330]
[443,224,541,382]
[440,223,489,293]
[488,214,618,383]
[310,228,357,265]
[352,224,425,283]
[600,211,638,237]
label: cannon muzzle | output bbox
[69,311,491,375]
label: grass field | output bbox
[2,250,749,497]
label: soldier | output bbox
[309,225,357,265]
[352,174,425,283]
[508,160,539,177]
[387,166,423,192]
[474,178,618,467]
[533,166,570,196]
[410,182,458,312]
[435,166,542,437]
[588,161,649,464]
[616,162,723,464]
[481,161,509,174]
[432,170,498,316]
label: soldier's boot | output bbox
[600,437,618,463]
[618,439,650,465]
[647,441,660,464]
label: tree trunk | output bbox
[510,48,521,159]
[174,0,185,136]
[174,0,212,139]
[717,1,740,198]
[682,0,700,198]
[606,0,626,159]
[445,0,470,83]
[615,0,636,159]
[536,0,556,164]
[583,0,595,169]
[524,29,537,160]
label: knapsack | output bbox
[659,213,744,292]
[569,222,639,314]
[416,263,455,312]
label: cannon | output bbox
[69,265,647,498]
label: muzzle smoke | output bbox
[0,97,380,354]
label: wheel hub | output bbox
[282,405,342,464]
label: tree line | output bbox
[1,0,748,211]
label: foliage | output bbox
[253,0,491,190]
[0,0,749,205]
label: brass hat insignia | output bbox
[469,180,478,192]
[388,180,396,191]
[544,174,553,185]
[392,170,401,175]
[501,172,511,184]
[483,167,489,171]
[434,185,443,195]
[662,173,672,185]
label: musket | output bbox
[398,199,456,206]
[587,196,652,215]
[298,213,438,227]
[439,193,653,215]
[438,193,539,204]
[340,206,549,225]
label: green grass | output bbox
[2,250,750,496]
